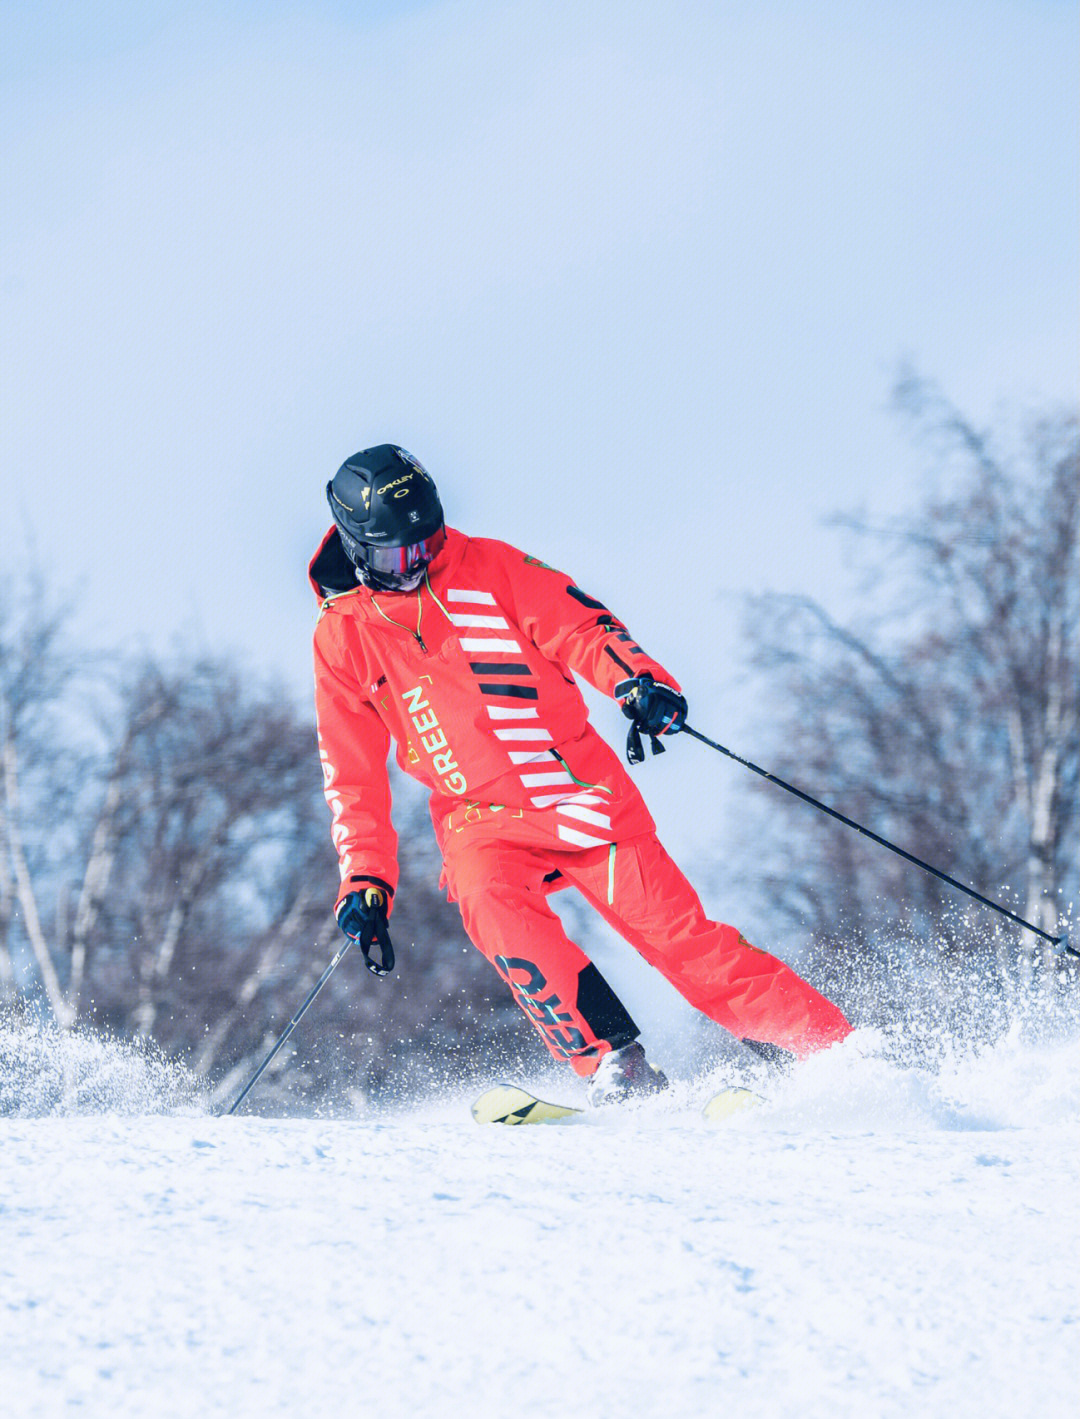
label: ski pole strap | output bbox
[682,723,1074,956]
[360,912,395,977]
[624,720,666,765]
[614,676,672,764]
[335,883,396,977]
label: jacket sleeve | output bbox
[313,627,399,908]
[493,543,681,698]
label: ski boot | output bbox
[742,1039,795,1076]
[587,1041,669,1107]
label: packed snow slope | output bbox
[2,1023,1078,1419]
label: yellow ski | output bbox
[702,1086,765,1122]
[472,1082,766,1125]
[471,1084,583,1125]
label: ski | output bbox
[471,1083,767,1125]
[471,1084,583,1125]
[702,1086,765,1122]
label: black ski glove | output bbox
[335,880,396,978]
[614,673,688,764]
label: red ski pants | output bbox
[445,831,851,1076]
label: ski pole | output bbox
[682,723,1077,958]
[225,938,354,1116]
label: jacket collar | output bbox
[309,526,469,609]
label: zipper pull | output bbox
[414,587,428,652]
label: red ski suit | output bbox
[310,526,851,1074]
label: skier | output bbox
[310,445,852,1104]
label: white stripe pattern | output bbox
[557,804,612,830]
[447,589,497,604]
[448,589,614,845]
[449,612,510,629]
[557,823,611,849]
[530,792,607,808]
[458,638,522,653]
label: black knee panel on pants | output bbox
[576,962,639,1051]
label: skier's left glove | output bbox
[614,673,688,764]
[335,880,395,978]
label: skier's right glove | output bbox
[614,673,688,764]
[335,881,395,978]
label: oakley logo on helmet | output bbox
[376,472,416,497]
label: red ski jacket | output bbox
[309,526,681,906]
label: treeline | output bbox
[734,378,1078,1033]
[0,613,540,1110]
[3,380,1076,1105]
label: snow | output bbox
[2,1027,1078,1419]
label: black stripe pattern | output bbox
[477,683,539,699]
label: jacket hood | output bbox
[309,526,357,599]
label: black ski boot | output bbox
[742,1039,795,1075]
[587,1041,669,1107]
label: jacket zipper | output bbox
[412,589,428,653]
[368,587,429,653]
[333,571,450,656]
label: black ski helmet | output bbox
[326,445,446,592]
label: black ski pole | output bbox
[225,938,354,1116]
[682,723,1077,958]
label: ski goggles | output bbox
[361,524,446,577]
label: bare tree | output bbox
[736,380,1078,1024]
[0,574,87,1024]
[1,595,534,1107]
[88,657,534,1105]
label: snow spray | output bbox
[0,1009,207,1117]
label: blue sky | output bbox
[3,0,1076,867]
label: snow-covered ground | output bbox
[2,1025,1078,1419]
